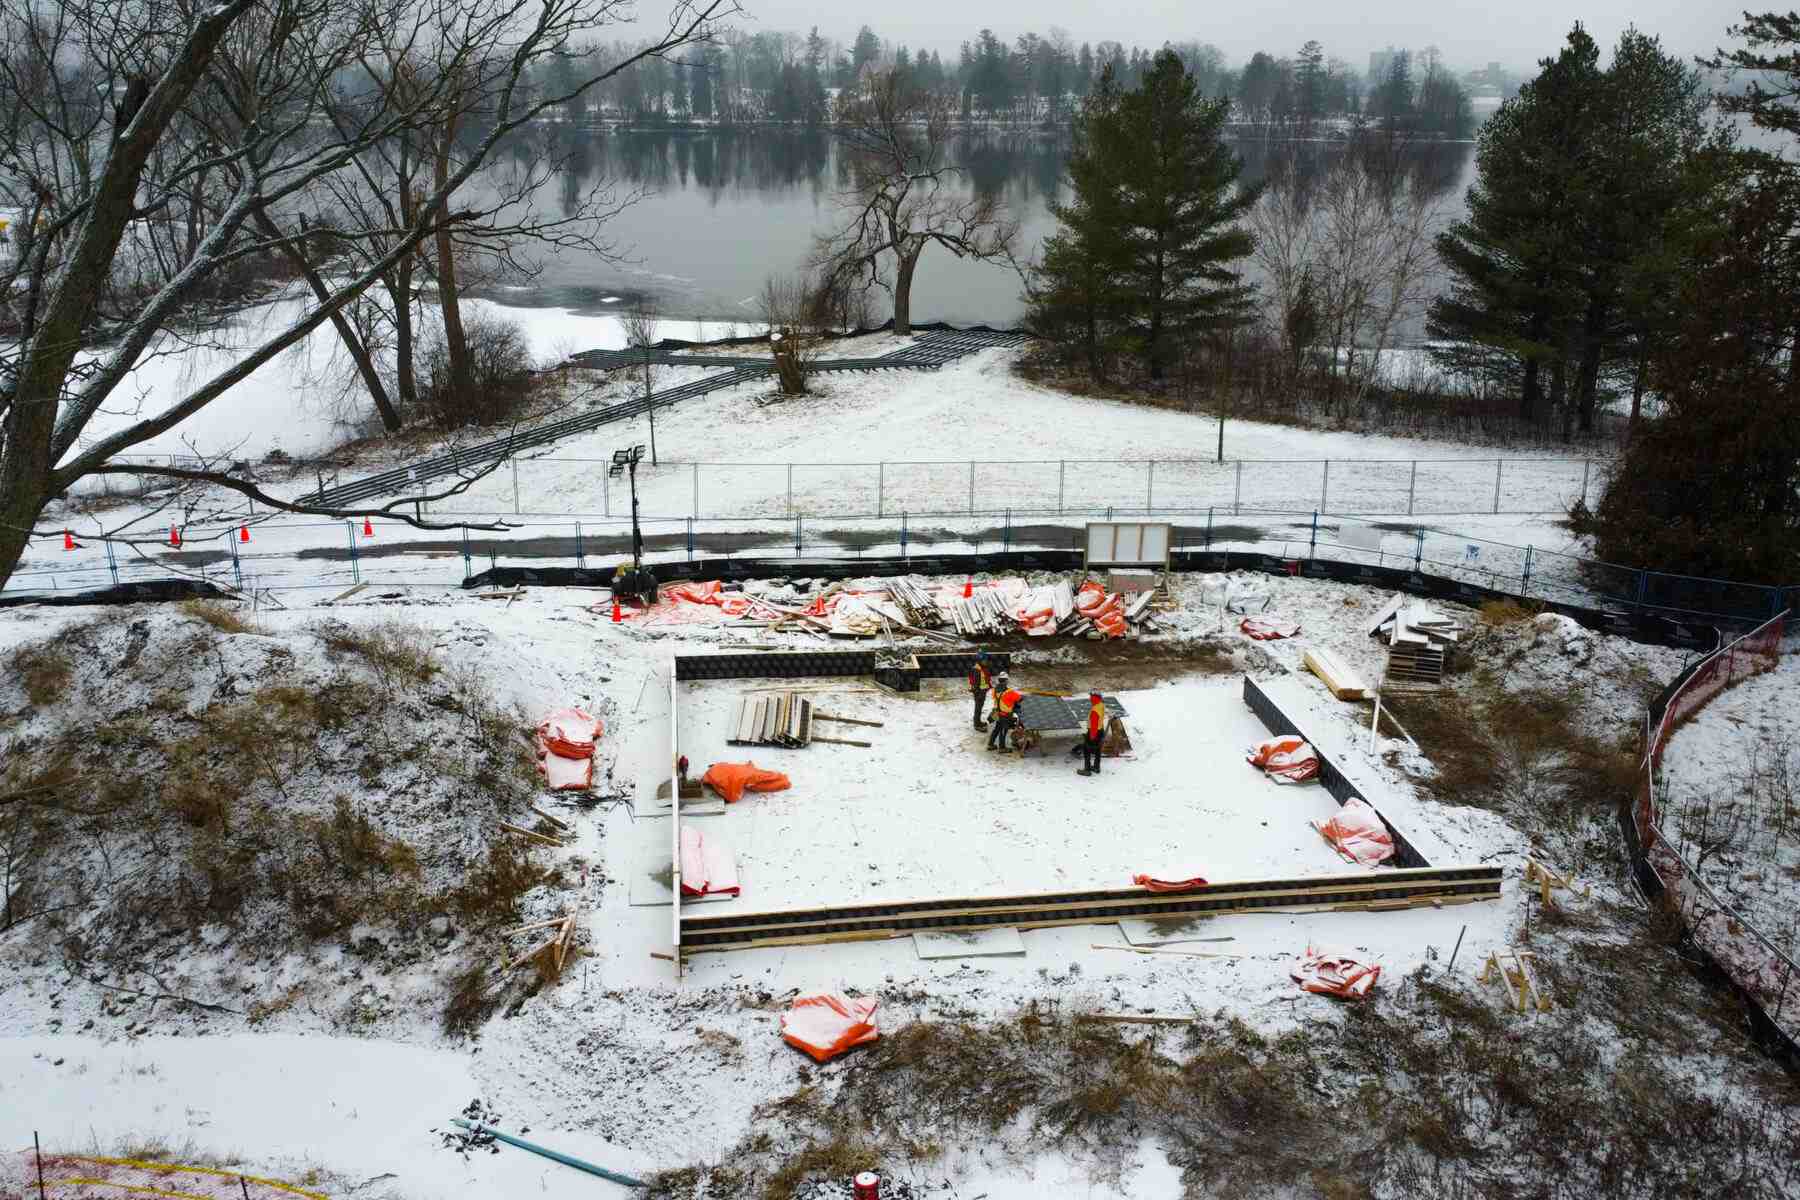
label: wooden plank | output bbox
[500,822,565,846]
[1363,593,1405,638]
[814,712,884,728]
[328,581,369,604]
[1076,1013,1196,1025]
[1304,646,1370,700]
[811,735,872,748]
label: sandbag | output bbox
[702,761,792,804]
[1313,798,1395,865]
[780,992,879,1062]
[1240,615,1301,640]
[1292,946,1381,998]
[1246,735,1319,783]
[1132,870,1209,893]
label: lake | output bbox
[477,126,1480,334]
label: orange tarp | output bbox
[1292,946,1382,998]
[1245,735,1320,784]
[702,761,792,803]
[780,992,880,1062]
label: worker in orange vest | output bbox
[1077,691,1106,776]
[967,651,994,730]
[986,674,1023,752]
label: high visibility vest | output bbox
[997,689,1022,715]
[1088,700,1105,738]
[970,663,992,690]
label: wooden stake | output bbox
[810,735,872,748]
[503,934,561,973]
[529,804,571,831]
[35,1130,45,1200]
[1076,1013,1197,1025]
[813,712,885,728]
[501,917,571,936]
[499,822,566,846]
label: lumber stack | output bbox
[1303,646,1370,700]
[950,588,1013,637]
[728,691,814,748]
[1368,593,1462,688]
[888,578,945,629]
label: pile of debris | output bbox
[1366,593,1463,687]
[888,578,945,629]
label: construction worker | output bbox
[1077,691,1106,776]
[968,651,995,730]
[987,674,1023,752]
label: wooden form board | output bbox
[1085,521,1171,569]
[1304,647,1370,700]
[670,660,682,976]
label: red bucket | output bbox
[852,1171,880,1200]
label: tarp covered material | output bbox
[1076,581,1127,639]
[1240,615,1301,640]
[1291,946,1382,999]
[538,708,602,759]
[536,708,602,791]
[780,992,880,1062]
[702,761,792,804]
[1245,735,1320,784]
[1313,798,1396,866]
[678,826,741,898]
[1132,870,1209,893]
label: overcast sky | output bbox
[709,0,1745,74]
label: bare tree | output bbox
[758,274,826,395]
[812,67,1017,335]
[0,0,737,589]
[618,299,660,463]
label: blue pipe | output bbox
[450,1119,645,1188]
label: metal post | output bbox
[901,511,908,557]
[1580,459,1591,508]
[786,463,793,515]
[461,527,471,579]
[1309,511,1318,559]
[1492,458,1503,513]
[1521,545,1533,596]
[1058,460,1065,515]
[1146,461,1155,514]
[602,469,610,518]
[968,460,976,515]
[347,521,360,583]
[511,457,520,515]
[795,514,802,557]
[1636,570,1649,607]
[1321,460,1330,513]
[1206,506,1213,550]
[1414,529,1424,572]
[877,462,885,517]
[1004,508,1011,552]
[692,463,699,519]
[230,535,242,588]
[575,521,585,568]
[1234,460,1243,515]
[687,517,694,560]
[35,1131,45,1200]
[104,537,119,585]
[1407,460,1417,515]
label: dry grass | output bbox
[180,599,258,635]
[316,618,439,684]
[9,641,73,706]
[652,946,1800,1200]
[1478,598,1538,625]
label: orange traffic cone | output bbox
[963,578,973,598]
[239,525,250,543]
[62,530,74,551]
[611,597,622,622]
[169,526,182,548]
[362,517,374,537]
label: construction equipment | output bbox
[607,444,658,606]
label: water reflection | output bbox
[488,127,1475,328]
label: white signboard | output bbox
[1085,521,1171,569]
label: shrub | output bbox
[9,641,73,706]
[414,311,535,429]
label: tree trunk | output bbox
[893,245,920,335]
[1628,350,1647,442]
[1552,356,1571,443]
[390,264,417,411]
[264,210,401,432]
[434,119,473,406]
[1575,302,1605,436]
[0,410,53,589]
